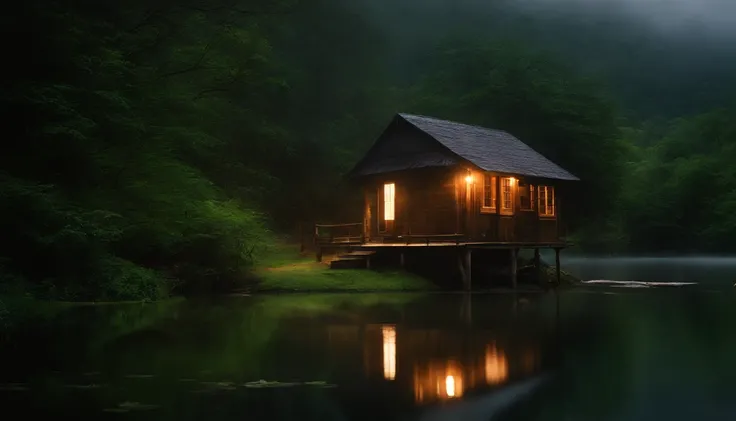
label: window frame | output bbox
[538,185,556,218]
[383,182,395,222]
[378,182,396,233]
[519,182,536,212]
[500,177,515,216]
[480,174,497,213]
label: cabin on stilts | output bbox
[314,113,579,289]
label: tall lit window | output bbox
[382,325,396,380]
[482,175,496,212]
[501,177,514,214]
[383,183,395,221]
[538,185,555,217]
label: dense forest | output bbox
[2,0,735,300]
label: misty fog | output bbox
[345,0,736,117]
[516,0,736,36]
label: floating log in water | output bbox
[582,280,698,288]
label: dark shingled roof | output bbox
[399,114,579,181]
[351,153,458,176]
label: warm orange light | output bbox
[485,343,509,385]
[509,177,516,186]
[445,375,456,397]
[382,325,396,380]
[465,175,473,184]
[413,360,464,404]
[383,183,395,221]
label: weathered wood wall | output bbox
[361,166,567,244]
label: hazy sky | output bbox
[515,0,736,37]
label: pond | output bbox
[1,261,735,420]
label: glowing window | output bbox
[384,183,395,221]
[538,185,555,217]
[482,175,496,211]
[501,177,514,214]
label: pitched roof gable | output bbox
[347,115,459,177]
[399,113,579,181]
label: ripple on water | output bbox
[123,374,155,379]
[243,380,301,388]
[0,383,29,392]
[103,401,160,413]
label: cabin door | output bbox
[378,182,396,235]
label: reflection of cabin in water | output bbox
[329,323,543,405]
[315,113,579,288]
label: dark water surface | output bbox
[1,262,735,420]
[561,255,736,287]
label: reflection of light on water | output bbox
[414,361,463,403]
[445,375,456,397]
[485,343,509,385]
[382,325,396,380]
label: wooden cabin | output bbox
[315,113,579,288]
[345,113,579,245]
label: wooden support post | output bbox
[316,247,323,263]
[299,221,305,253]
[457,253,466,286]
[555,248,561,286]
[366,255,371,270]
[462,293,472,325]
[511,248,518,289]
[464,247,472,291]
[534,248,541,285]
[400,252,405,268]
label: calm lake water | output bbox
[561,255,736,287]
[1,258,735,421]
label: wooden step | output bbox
[337,250,376,258]
[330,257,368,269]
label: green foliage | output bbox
[4,0,735,299]
[255,244,436,292]
[594,105,736,253]
[2,1,281,300]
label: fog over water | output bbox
[559,255,736,287]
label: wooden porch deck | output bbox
[360,241,570,249]
[313,223,571,249]
[312,222,570,291]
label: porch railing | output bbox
[314,223,364,246]
[395,234,465,245]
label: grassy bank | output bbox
[253,243,581,292]
[254,244,438,292]
[0,294,74,335]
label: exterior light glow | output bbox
[465,175,473,184]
